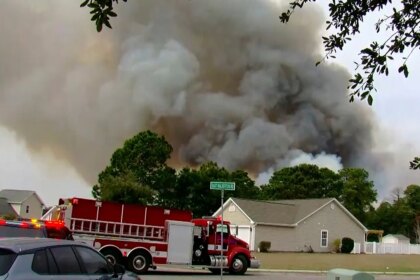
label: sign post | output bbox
[210,181,235,279]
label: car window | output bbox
[0,225,45,238]
[74,246,112,274]
[50,246,81,274]
[32,249,49,274]
[0,249,17,276]
[32,249,59,275]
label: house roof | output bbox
[0,197,17,216]
[383,234,410,241]
[215,197,367,231]
[0,189,45,206]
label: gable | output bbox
[0,189,44,206]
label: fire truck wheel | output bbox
[229,255,248,275]
[100,248,122,266]
[128,251,150,274]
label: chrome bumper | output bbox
[250,258,261,269]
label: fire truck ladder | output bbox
[69,218,165,241]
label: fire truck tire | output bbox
[128,251,150,274]
[100,248,123,266]
[229,255,248,275]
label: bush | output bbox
[333,239,341,253]
[259,241,271,252]
[341,237,354,254]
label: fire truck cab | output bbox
[42,197,260,275]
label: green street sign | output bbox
[210,181,235,191]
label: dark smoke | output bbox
[1,0,414,198]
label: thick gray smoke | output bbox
[0,0,411,197]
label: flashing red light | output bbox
[0,219,6,225]
[217,215,222,221]
[45,220,64,228]
[20,222,29,228]
[72,198,79,205]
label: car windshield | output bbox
[0,249,17,276]
[0,225,44,238]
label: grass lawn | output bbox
[253,252,420,273]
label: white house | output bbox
[0,189,45,219]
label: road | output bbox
[139,268,420,280]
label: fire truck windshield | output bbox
[216,224,229,234]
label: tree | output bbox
[410,157,420,170]
[338,168,377,224]
[280,0,419,106]
[94,130,176,205]
[260,164,343,200]
[93,171,156,204]
[80,0,126,32]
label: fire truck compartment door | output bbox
[167,221,194,264]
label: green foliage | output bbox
[80,0,126,32]
[93,171,156,204]
[338,168,377,224]
[333,238,341,253]
[260,164,343,200]
[94,130,175,205]
[366,186,419,243]
[410,157,420,170]
[340,237,354,254]
[1,213,18,220]
[259,241,271,253]
[280,0,419,105]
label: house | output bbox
[213,197,368,252]
[382,234,410,244]
[0,197,18,218]
[0,189,45,219]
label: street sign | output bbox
[210,181,235,191]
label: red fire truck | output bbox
[42,197,260,275]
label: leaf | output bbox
[368,95,373,106]
[80,0,90,7]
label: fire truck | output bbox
[42,197,260,275]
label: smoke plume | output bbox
[0,0,414,198]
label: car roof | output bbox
[0,237,86,253]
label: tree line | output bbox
[93,130,420,243]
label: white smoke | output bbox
[0,0,417,199]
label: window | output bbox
[0,249,17,276]
[321,230,328,247]
[32,249,59,275]
[32,250,48,274]
[26,206,29,213]
[50,246,81,274]
[74,246,112,275]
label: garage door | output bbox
[230,225,252,250]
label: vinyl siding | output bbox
[295,200,365,252]
[219,201,252,225]
[19,194,43,219]
[254,201,365,252]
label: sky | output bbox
[0,0,418,207]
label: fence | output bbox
[352,242,420,254]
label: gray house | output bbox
[0,189,45,219]
[213,197,367,252]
